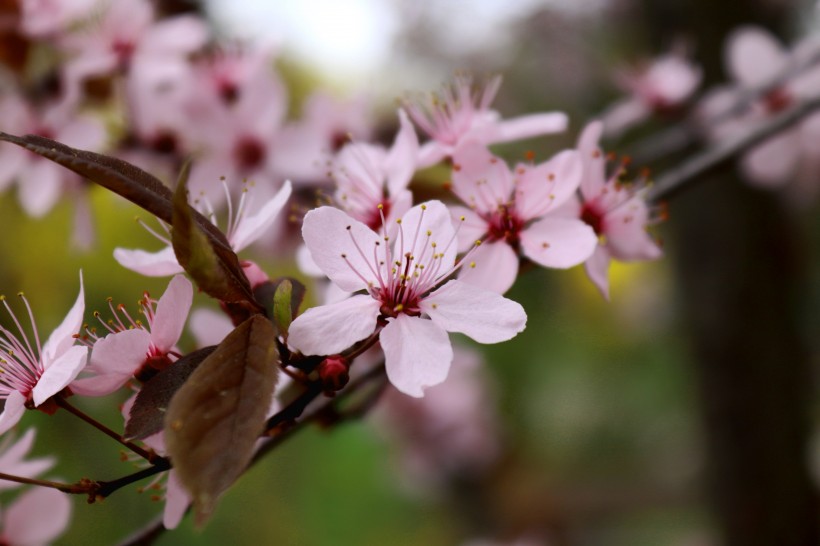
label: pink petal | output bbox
[32,345,88,406]
[163,470,190,529]
[301,206,382,293]
[457,240,519,294]
[71,328,152,397]
[113,246,184,277]
[740,130,800,187]
[520,217,597,268]
[231,181,292,252]
[380,314,452,397]
[604,198,663,261]
[397,200,459,270]
[18,160,62,218]
[288,295,381,356]
[450,205,488,253]
[584,245,612,301]
[421,280,526,343]
[489,111,568,142]
[601,96,649,138]
[384,109,419,196]
[726,26,787,87]
[0,429,54,492]
[577,121,607,200]
[451,142,512,212]
[416,141,448,168]
[42,271,84,367]
[3,487,71,545]
[141,15,208,55]
[0,147,28,190]
[151,275,193,353]
[0,392,27,438]
[188,308,233,348]
[514,149,583,220]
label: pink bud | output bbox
[318,355,349,393]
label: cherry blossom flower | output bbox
[699,26,820,190]
[113,180,292,280]
[71,275,193,397]
[602,51,702,137]
[448,142,598,294]
[288,201,527,397]
[404,75,568,167]
[575,122,663,300]
[0,487,72,545]
[331,108,418,230]
[0,429,54,493]
[20,0,95,38]
[0,273,87,436]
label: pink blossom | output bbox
[576,122,663,300]
[0,429,54,493]
[71,275,193,397]
[114,181,292,280]
[288,201,527,397]
[699,26,820,189]
[602,51,702,137]
[448,142,598,294]
[404,75,567,167]
[0,487,72,545]
[0,274,87,436]
[20,0,95,38]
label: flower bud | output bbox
[318,355,349,393]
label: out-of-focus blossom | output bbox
[20,0,95,38]
[0,273,87,436]
[113,180,292,282]
[404,75,568,167]
[0,429,54,493]
[374,345,501,487]
[575,122,663,300]
[71,275,193,396]
[602,51,702,137]
[699,25,820,191]
[0,487,72,545]
[289,201,527,397]
[449,142,597,294]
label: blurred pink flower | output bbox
[71,275,193,397]
[575,122,662,300]
[289,201,527,397]
[0,273,87,436]
[20,0,95,38]
[405,75,568,167]
[0,429,54,493]
[0,487,72,545]
[449,142,597,294]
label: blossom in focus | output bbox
[699,25,820,190]
[0,273,87,436]
[449,142,598,294]
[602,51,702,137]
[404,75,568,167]
[288,201,527,397]
[0,487,72,545]
[71,275,193,397]
[575,122,663,300]
[113,180,292,282]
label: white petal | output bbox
[32,345,88,406]
[42,271,84,367]
[71,329,152,397]
[584,245,612,301]
[113,246,184,277]
[457,240,519,294]
[231,180,292,252]
[727,26,787,87]
[489,111,568,142]
[3,487,71,545]
[515,149,583,220]
[163,470,190,530]
[301,206,381,293]
[18,160,62,218]
[151,275,193,353]
[380,314,452,397]
[520,217,598,269]
[288,295,381,355]
[395,200,458,272]
[451,142,512,211]
[421,280,526,344]
[384,109,419,196]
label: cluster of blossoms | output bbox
[2,1,818,543]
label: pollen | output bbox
[469,261,476,268]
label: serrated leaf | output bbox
[0,132,231,250]
[124,346,217,441]
[171,167,258,307]
[164,315,279,526]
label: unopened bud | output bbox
[318,355,349,392]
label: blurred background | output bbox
[1,0,820,545]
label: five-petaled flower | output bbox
[288,200,527,397]
[0,273,87,436]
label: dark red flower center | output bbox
[762,87,793,115]
[580,202,605,236]
[233,135,266,172]
[486,206,523,247]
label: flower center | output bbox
[762,87,793,115]
[580,201,605,236]
[233,135,266,172]
[486,205,523,247]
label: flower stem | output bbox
[55,396,155,462]
[0,472,94,495]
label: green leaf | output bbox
[273,279,294,336]
[164,315,279,526]
[124,346,217,441]
[171,167,259,307]
[0,132,231,250]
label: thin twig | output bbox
[647,95,820,202]
[0,472,93,495]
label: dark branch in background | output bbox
[646,95,820,203]
[628,44,820,165]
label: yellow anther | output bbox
[470,261,476,268]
